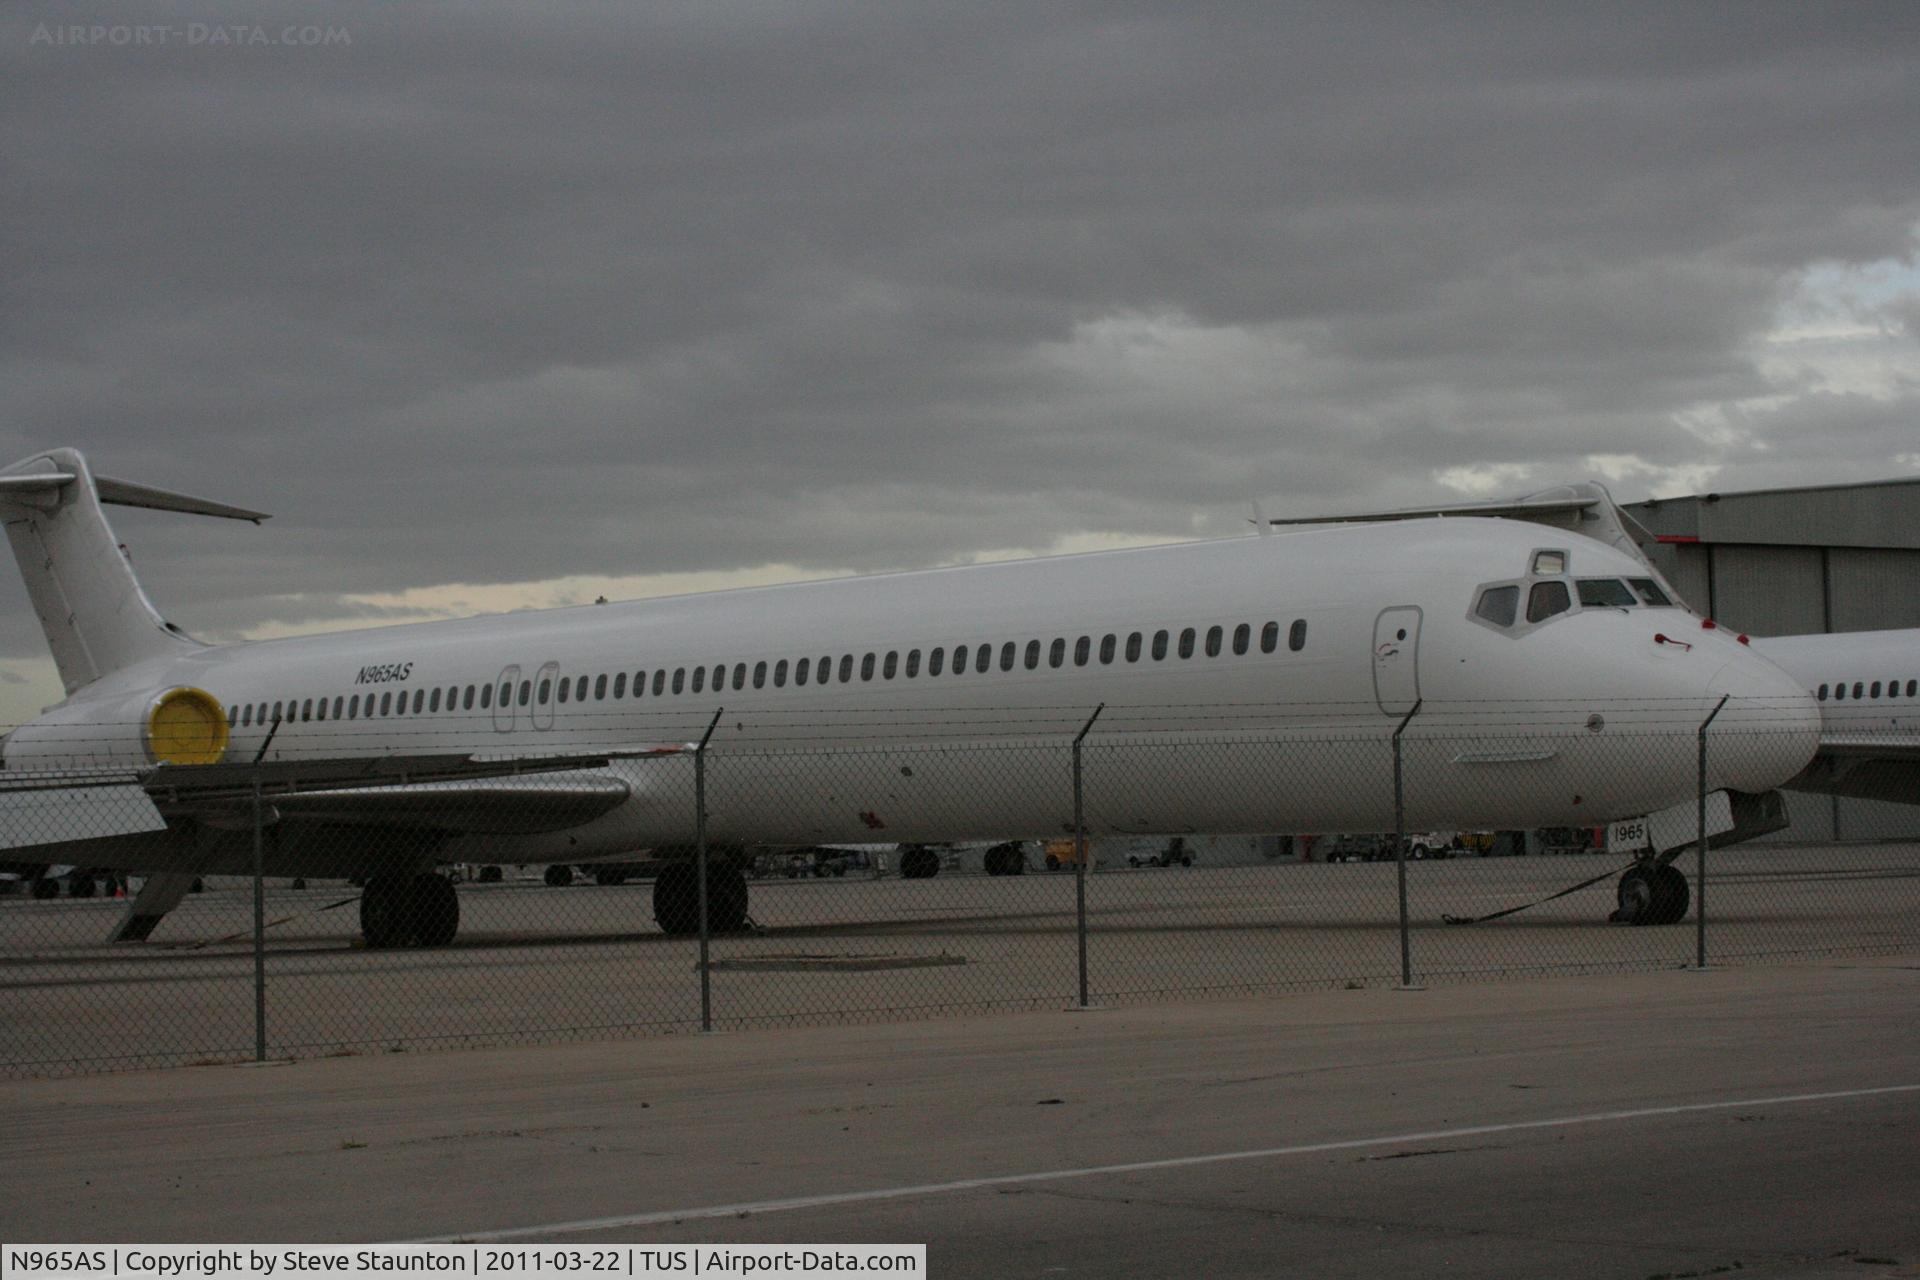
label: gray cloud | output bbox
[3,1,1919,685]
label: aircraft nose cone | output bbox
[1703,652,1822,793]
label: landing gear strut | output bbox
[652,861,749,934]
[360,872,460,947]
[1612,861,1690,926]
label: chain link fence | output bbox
[3,703,1915,1076]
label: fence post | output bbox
[1072,704,1105,1009]
[250,717,279,1064]
[1392,699,1423,988]
[1696,694,1728,969]
[695,707,724,1033]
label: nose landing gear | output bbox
[359,872,460,947]
[1611,860,1691,926]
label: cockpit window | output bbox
[1577,578,1637,608]
[1627,578,1673,606]
[1531,550,1567,576]
[1526,580,1572,623]
[1474,585,1519,627]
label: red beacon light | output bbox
[1737,633,1750,645]
[1701,618,1717,630]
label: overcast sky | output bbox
[3,3,1918,723]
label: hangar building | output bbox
[1624,476,1920,841]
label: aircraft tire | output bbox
[1650,864,1691,925]
[594,868,627,887]
[412,873,459,947]
[31,877,60,900]
[69,874,95,898]
[360,874,408,948]
[478,865,503,883]
[544,864,573,888]
[900,847,940,879]
[653,862,748,934]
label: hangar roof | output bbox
[1624,476,1920,551]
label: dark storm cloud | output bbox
[3,1,1919,674]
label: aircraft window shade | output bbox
[692,667,705,694]
[1628,578,1673,606]
[883,652,898,680]
[774,659,788,687]
[840,655,854,683]
[558,680,570,704]
[1232,623,1250,655]
[1126,632,1143,662]
[1178,628,1196,659]
[1290,620,1308,651]
[1001,642,1017,671]
[1475,586,1519,627]
[929,647,945,676]
[1577,578,1637,608]
[722,664,737,691]
[1074,636,1091,666]
[1526,581,1571,623]
[1023,639,1039,670]
[1100,634,1116,664]
[1049,638,1066,668]
[1853,681,1864,699]
[861,653,876,681]
[1204,626,1222,657]
[905,650,920,678]
[1152,630,1169,660]
[795,657,810,686]
[753,661,767,688]
[1532,550,1567,576]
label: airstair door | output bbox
[1372,607,1422,715]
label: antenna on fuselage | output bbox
[1248,500,1271,536]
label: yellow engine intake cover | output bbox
[146,687,229,765]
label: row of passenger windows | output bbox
[1818,678,1916,702]
[1474,577,1674,629]
[225,618,1312,728]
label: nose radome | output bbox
[1704,650,1822,793]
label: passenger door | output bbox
[1371,607,1422,715]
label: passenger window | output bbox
[1853,682,1864,699]
[1289,619,1307,651]
[795,657,810,686]
[691,668,705,694]
[861,653,876,681]
[1577,579,1636,608]
[1049,638,1066,668]
[349,695,361,719]
[413,689,425,713]
[479,685,491,710]
[1152,630,1169,660]
[537,679,552,704]
[1834,682,1846,701]
[1628,578,1673,606]
[754,661,768,688]
[558,680,570,704]
[594,674,607,700]
[464,686,476,710]
[334,696,345,719]
[1526,581,1571,623]
[905,650,919,678]
[1817,684,1828,701]
[1100,634,1116,664]
[1475,585,1519,628]
[1532,550,1567,575]
[575,675,588,701]
[929,647,944,677]
[240,705,252,727]
[379,693,391,716]
[653,670,666,696]
[1871,681,1882,698]
[1204,626,1222,657]
[611,673,625,699]
[1074,636,1090,666]
[1126,632,1142,662]
[732,664,746,691]
[1232,623,1250,655]
[773,659,787,687]
[840,655,854,683]
[394,693,407,717]
[429,689,441,713]
[882,652,897,679]
[1261,621,1279,653]
[1178,628,1196,659]
[953,644,969,674]
[302,698,314,721]
[671,669,685,695]
[1908,680,1917,697]
[1025,639,1041,670]
[1000,642,1017,672]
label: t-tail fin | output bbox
[0,448,268,694]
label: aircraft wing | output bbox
[1266,496,1601,526]
[1784,735,1920,806]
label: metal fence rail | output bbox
[2,705,1915,1077]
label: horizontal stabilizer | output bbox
[95,476,270,523]
[1,781,166,851]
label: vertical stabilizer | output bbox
[0,448,216,693]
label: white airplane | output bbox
[1,448,1820,946]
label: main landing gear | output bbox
[360,872,460,948]
[652,861,749,935]
[1611,859,1691,926]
